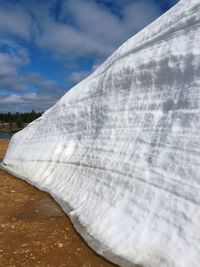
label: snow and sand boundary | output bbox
[0,161,140,267]
[2,0,200,266]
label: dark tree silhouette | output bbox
[0,111,43,129]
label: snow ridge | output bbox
[2,0,200,266]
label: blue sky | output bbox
[0,0,179,112]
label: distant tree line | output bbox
[0,110,43,129]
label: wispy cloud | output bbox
[37,0,162,59]
[0,0,179,112]
[123,0,162,31]
[0,3,32,39]
[0,92,58,112]
[0,40,64,111]
[0,40,29,79]
[69,71,91,84]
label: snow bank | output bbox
[1,0,200,266]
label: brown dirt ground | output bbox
[0,140,117,267]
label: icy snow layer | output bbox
[1,0,200,266]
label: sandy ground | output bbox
[0,140,117,267]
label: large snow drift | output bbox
[1,0,200,266]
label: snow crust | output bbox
[1,0,200,266]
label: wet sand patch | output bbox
[0,140,117,267]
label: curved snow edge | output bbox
[0,162,142,267]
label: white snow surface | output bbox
[1,0,200,266]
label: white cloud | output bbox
[0,71,64,94]
[0,94,22,104]
[0,54,17,77]
[0,40,29,79]
[36,0,162,59]
[0,5,32,39]
[69,70,91,84]
[0,0,178,112]
[0,0,175,61]
[63,0,125,43]
[0,92,58,112]
[37,19,115,58]
[0,69,65,111]
[0,40,63,95]
[123,0,162,31]
[0,38,64,112]
[0,0,164,60]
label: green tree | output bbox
[16,116,24,129]
[9,120,13,131]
